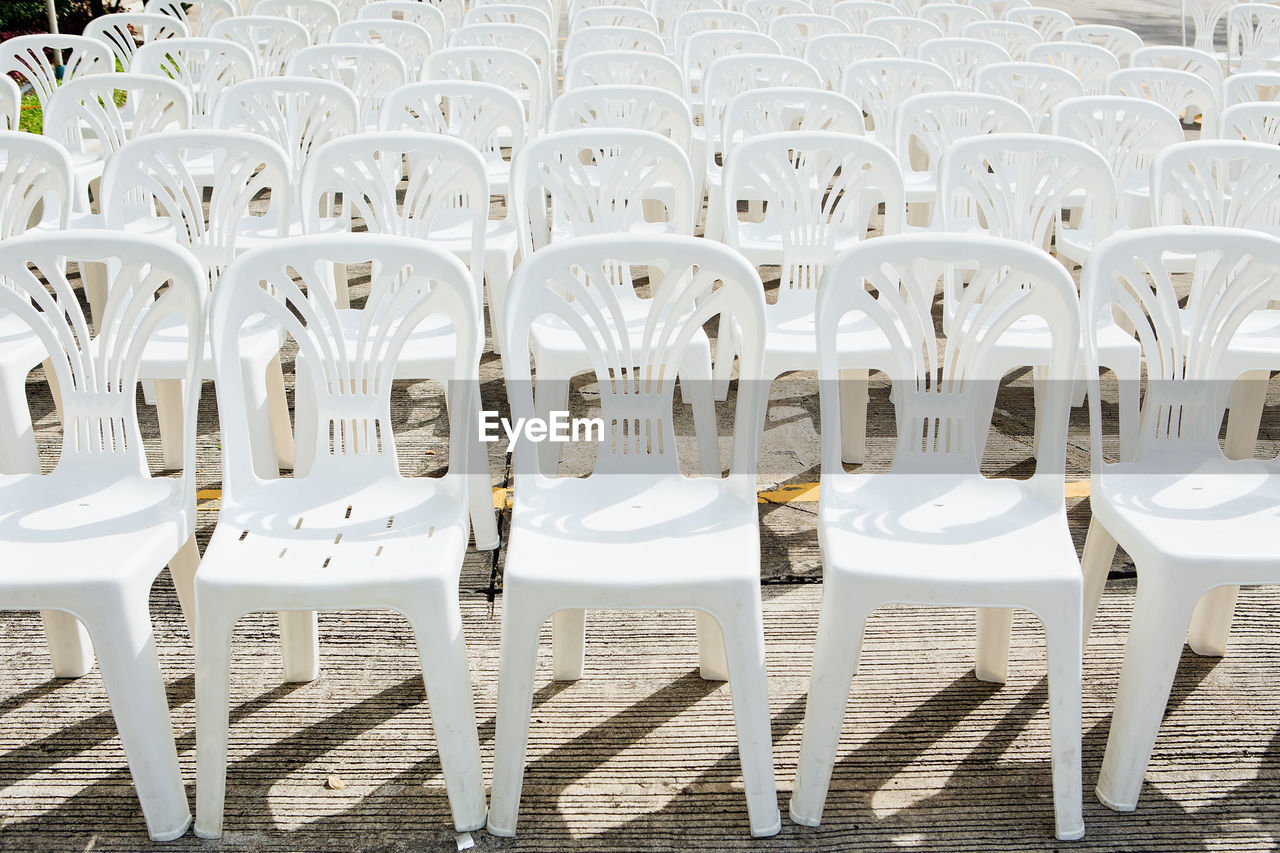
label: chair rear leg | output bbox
[487,598,546,837]
[696,610,729,681]
[1042,605,1084,840]
[975,607,1013,684]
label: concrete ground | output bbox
[5,1,1280,851]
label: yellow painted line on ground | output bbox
[199,480,1091,511]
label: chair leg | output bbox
[408,588,487,832]
[240,359,281,481]
[86,588,191,841]
[534,377,570,477]
[696,610,729,681]
[154,379,184,471]
[1187,585,1238,658]
[41,610,96,679]
[552,609,586,681]
[465,397,499,551]
[0,363,38,474]
[790,593,869,827]
[838,369,869,465]
[1095,573,1199,812]
[265,355,294,471]
[1042,604,1084,841]
[333,262,350,310]
[279,610,320,683]
[680,352,721,477]
[1113,359,1141,462]
[974,607,1012,684]
[487,597,546,837]
[718,593,781,837]
[484,246,515,357]
[711,315,735,402]
[291,359,317,479]
[168,534,200,639]
[42,358,64,423]
[1081,517,1118,646]
[194,598,237,839]
[82,261,109,335]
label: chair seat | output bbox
[0,470,188,593]
[505,473,759,594]
[735,221,865,266]
[333,308,458,379]
[139,313,284,380]
[0,311,47,375]
[820,474,1080,603]
[530,295,711,365]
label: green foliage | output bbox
[0,1,125,38]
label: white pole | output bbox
[45,0,65,78]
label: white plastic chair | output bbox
[1106,67,1220,138]
[132,38,257,129]
[45,73,191,213]
[975,61,1085,131]
[863,16,944,58]
[99,130,298,477]
[1078,226,1280,815]
[488,233,780,838]
[195,233,488,839]
[841,57,955,145]
[285,44,408,133]
[208,15,311,77]
[951,0,994,16]
[564,50,686,96]
[253,0,341,42]
[1220,100,1280,142]
[1229,4,1280,72]
[804,33,900,88]
[768,13,849,56]
[84,12,190,68]
[148,0,240,37]
[468,2,556,36]
[681,30,781,117]
[563,27,666,69]
[0,229,205,841]
[1027,41,1121,95]
[569,0,648,18]
[673,9,760,64]
[920,3,988,37]
[719,131,903,443]
[652,0,720,52]
[572,5,661,30]
[1065,23,1143,67]
[791,231,1085,842]
[358,0,449,50]
[0,35,113,121]
[332,19,435,81]
[1052,96,1184,241]
[830,0,898,31]
[0,76,16,131]
[744,0,815,28]
[425,47,545,139]
[1224,69,1280,106]
[1132,45,1224,92]
[893,91,1032,224]
[918,37,1013,90]
[1005,5,1073,42]
[1153,140,1280,237]
[549,84,694,153]
[1182,0,1234,55]
[449,24,554,107]
[964,19,1042,60]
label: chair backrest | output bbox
[1005,5,1073,42]
[212,234,480,494]
[920,4,988,37]
[448,24,552,95]
[1051,96,1183,228]
[100,130,292,284]
[85,12,190,68]
[804,33,900,89]
[1224,70,1280,107]
[332,19,435,80]
[1106,67,1219,138]
[0,131,74,235]
[830,0,897,31]
[722,87,866,152]
[564,50,685,96]
[473,0,556,22]
[1229,4,1280,72]
[1131,45,1224,91]
[1152,140,1280,236]
[673,9,760,62]
[504,234,767,480]
[1220,101,1280,143]
[1064,23,1142,66]
[894,91,1033,186]
[512,128,696,256]
[0,77,19,131]
[962,20,1041,60]
[208,16,310,77]
[0,231,204,480]
[149,0,239,37]
[724,131,903,297]
[744,0,815,28]
[425,47,545,137]
[382,81,527,175]
[468,2,556,36]
[213,77,359,185]
[653,0,721,50]
[975,61,1084,132]
[46,73,191,166]
[564,27,666,68]
[863,16,944,58]
[842,57,955,142]
[918,37,1012,90]
[1026,40,1120,95]
[132,38,257,128]
[572,6,661,31]
[300,132,488,289]
[286,44,407,132]
[681,30,781,108]
[1082,227,1280,471]
[358,0,448,48]
[569,0,648,18]
[548,85,694,153]
[768,14,849,56]
[0,35,113,117]
[702,53,822,159]
[953,0,995,16]
[253,0,341,41]
[816,233,1078,484]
